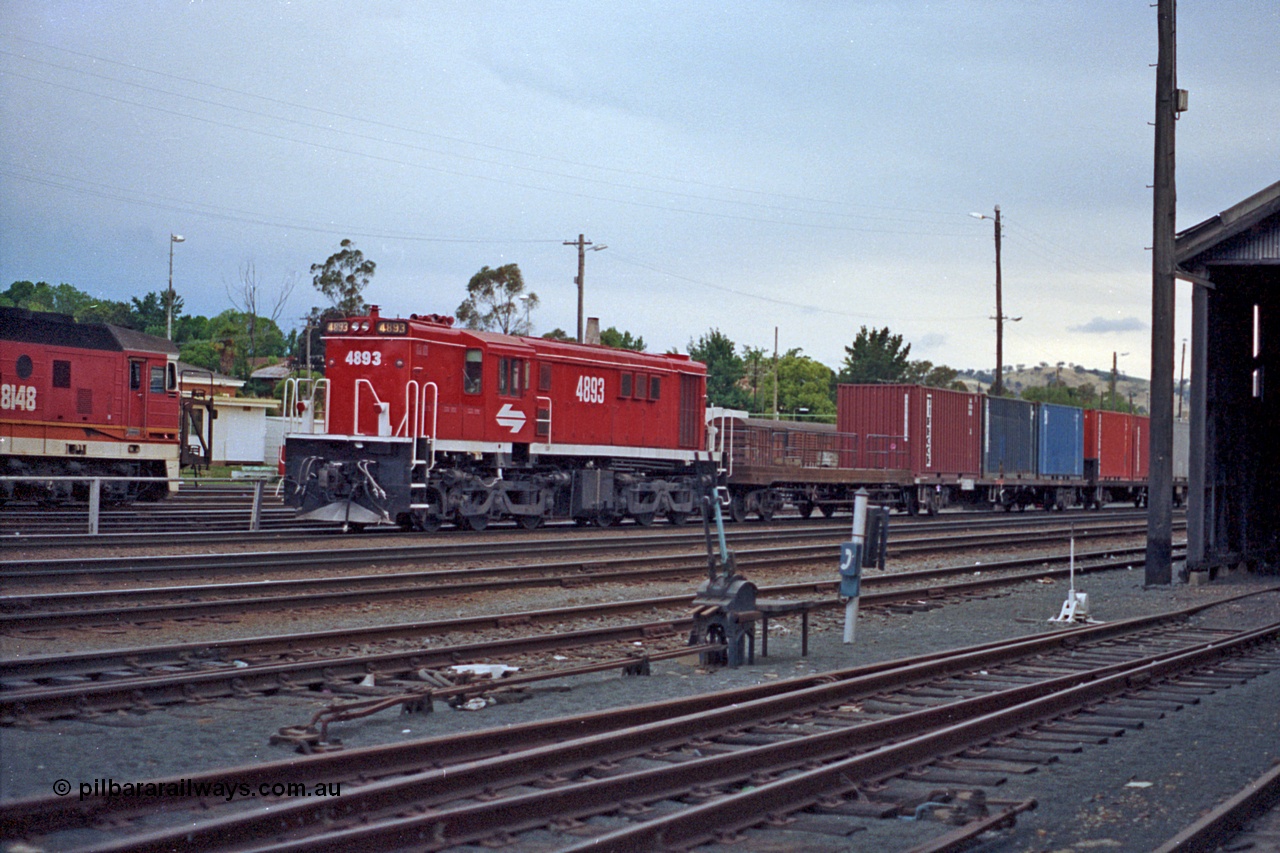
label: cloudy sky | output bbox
[2,2,1277,380]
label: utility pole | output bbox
[772,327,779,420]
[562,234,606,344]
[1147,0,1178,586]
[971,207,1015,395]
[1177,339,1187,420]
[992,205,1003,395]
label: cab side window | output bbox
[464,349,483,394]
[150,366,166,393]
[129,361,142,390]
[498,357,526,397]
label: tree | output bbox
[839,326,912,383]
[456,264,537,334]
[904,360,967,391]
[228,260,297,367]
[688,328,748,409]
[310,239,374,316]
[741,345,773,413]
[540,328,574,342]
[774,349,836,420]
[599,326,646,351]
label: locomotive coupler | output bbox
[689,491,758,667]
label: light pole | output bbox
[166,234,185,340]
[563,235,606,343]
[518,294,533,336]
[970,207,1020,395]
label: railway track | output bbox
[0,519,1170,631]
[3,590,1277,852]
[0,502,1162,549]
[0,541,1178,725]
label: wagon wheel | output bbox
[819,503,837,518]
[517,514,544,530]
[729,493,749,523]
[461,513,489,532]
[666,511,690,526]
[632,512,655,527]
[795,501,815,519]
[756,505,775,522]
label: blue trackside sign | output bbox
[839,542,862,597]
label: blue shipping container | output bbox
[982,396,1037,478]
[1038,403,1084,477]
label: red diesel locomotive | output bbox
[0,306,183,503]
[283,307,711,530]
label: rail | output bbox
[0,475,274,535]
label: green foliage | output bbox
[839,326,912,383]
[540,328,574,342]
[740,346,773,412]
[774,349,836,421]
[310,239,374,315]
[456,264,537,334]
[599,326,646,351]
[688,328,748,409]
[905,360,968,391]
[178,340,222,373]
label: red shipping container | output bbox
[836,384,980,477]
[1131,414,1149,480]
[1084,409,1134,480]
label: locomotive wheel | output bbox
[632,512,655,527]
[593,512,621,528]
[666,511,690,526]
[517,514,543,530]
[462,513,489,531]
[820,504,836,518]
[756,506,775,522]
[729,494,748,523]
[419,513,443,533]
[796,502,815,519]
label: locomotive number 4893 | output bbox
[575,375,605,404]
[344,350,382,366]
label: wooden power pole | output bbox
[1147,0,1178,586]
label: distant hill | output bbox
[954,362,1181,414]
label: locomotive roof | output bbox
[349,312,704,373]
[0,306,179,355]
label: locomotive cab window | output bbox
[632,373,645,399]
[620,373,633,398]
[150,367,166,394]
[539,363,552,392]
[53,360,71,388]
[464,349,483,394]
[649,375,661,401]
[167,363,178,391]
[498,357,527,397]
[129,361,143,390]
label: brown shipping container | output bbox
[837,384,981,477]
[1084,409,1134,480]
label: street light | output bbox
[166,234,185,340]
[969,207,1020,395]
[518,294,533,336]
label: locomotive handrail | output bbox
[400,381,438,476]
[282,377,329,435]
[535,396,553,443]
[353,379,391,437]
